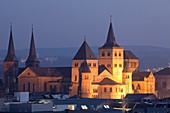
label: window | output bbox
[93,89,98,93]
[28,73,30,75]
[114,64,117,67]
[88,63,91,67]
[75,75,77,81]
[119,64,122,67]
[110,87,112,92]
[121,89,123,92]
[137,84,141,90]
[102,52,105,57]
[54,85,57,93]
[50,85,53,93]
[107,52,110,56]
[28,82,30,92]
[75,63,78,67]
[114,52,117,57]
[104,88,107,92]
[132,84,134,90]
[23,84,25,92]
[115,87,117,92]
[93,63,96,67]
[126,75,129,79]
[119,52,121,57]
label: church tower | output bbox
[25,27,40,67]
[4,25,19,94]
[70,40,98,97]
[98,20,124,83]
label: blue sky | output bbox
[0,0,170,50]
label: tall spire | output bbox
[26,25,39,67]
[101,18,119,48]
[4,24,18,62]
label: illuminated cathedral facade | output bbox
[3,20,156,99]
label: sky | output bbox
[0,0,170,50]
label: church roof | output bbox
[98,65,111,75]
[4,25,18,62]
[81,61,91,73]
[73,40,97,60]
[26,28,39,64]
[99,78,123,85]
[132,72,151,81]
[124,50,138,59]
[29,67,62,77]
[154,67,170,75]
[100,22,120,48]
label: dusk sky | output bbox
[0,0,170,50]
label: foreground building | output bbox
[69,21,156,99]
[3,20,156,99]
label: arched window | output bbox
[107,52,110,56]
[132,84,134,90]
[114,52,117,57]
[137,84,141,90]
[75,75,77,81]
[23,84,25,92]
[28,82,30,92]
[104,87,107,92]
[102,52,105,57]
[110,87,112,92]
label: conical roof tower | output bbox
[4,25,18,62]
[101,21,119,48]
[25,26,39,67]
[73,40,97,60]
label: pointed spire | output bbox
[4,24,18,62]
[26,26,39,67]
[101,18,119,48]
[73,39,97,60]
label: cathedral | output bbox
[3,20,156,99]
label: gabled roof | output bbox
[99,78,123,85]
[81,61,91,73]
[4,25,18,62]
[100,22,120,48]
[132,71,151,81]
[124,50,138,59]
[154,67,170,75]
[98,65,111,75]
[26,28,39,64]
[73,40,97,60]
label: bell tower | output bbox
[98,20,124,83]
[4,24,19,94]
